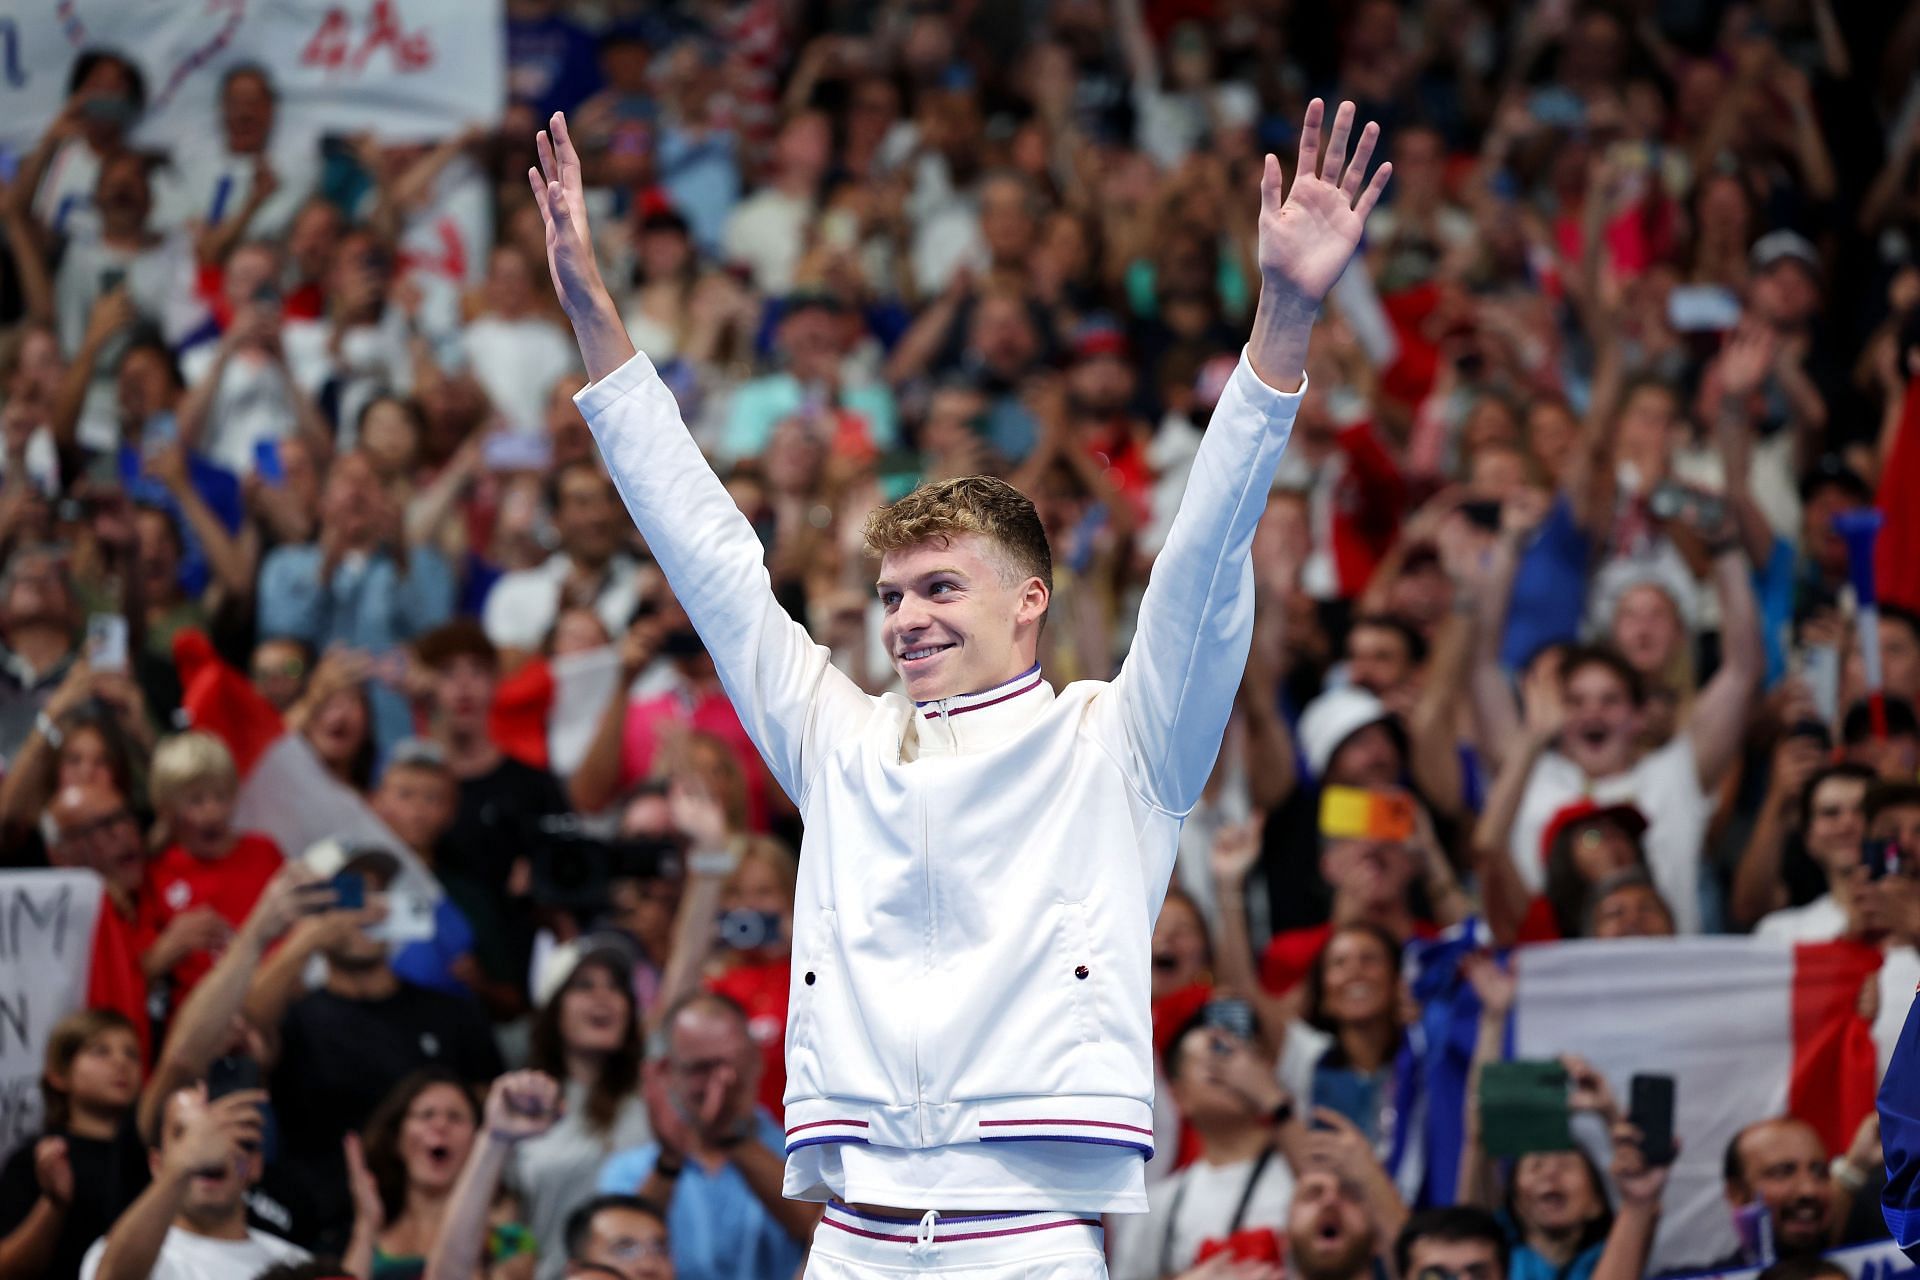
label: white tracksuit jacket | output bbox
[577,349,1301,1204]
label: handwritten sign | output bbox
[0,870,103,1163]
[0,0,503,152]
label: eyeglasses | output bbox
[58,808,135,844]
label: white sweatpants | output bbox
[804,1205,1109,1278]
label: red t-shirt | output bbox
[141,832,284,1001]
[707,957,790,1123]
[1260,919,1440,996]
[88,895,155,1064]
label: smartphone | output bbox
[1479,1059,1573,1157]
[1801,643,1840,727]
[1320,786,1416,842]
[253,439,285,486]
[1668,284,1742,334]
[1648,479,1727,530]
[331,871,366,911]
[1200,997,1256,1044]
[1628,1073,1677,1166]
[1459,500,1503,532]
[1864,838,1904,882]
[85,614,129,673]
[207,1054,262,1101]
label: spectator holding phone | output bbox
[1109,1017,1299,1280]
[79,1082,307,1280]
[245,849,503,1256]
[0,1010,148,1280]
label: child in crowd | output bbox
[139,731,284,1004]
[0,1010,150,1280]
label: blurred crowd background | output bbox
[3,0,1920,1278]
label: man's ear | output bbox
[1018,577,1050,628]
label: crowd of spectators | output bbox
[2,0,1920,1276]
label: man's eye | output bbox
[930,582,954,595]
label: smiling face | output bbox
[1317,928,1397,1027]
[1806,774,1868,875]
[1610,585,1683,677]
[399,1083,478,1195]
[877,533,1048,701]
[1730,1120,1834,1257]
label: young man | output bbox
[1109,1020,1299,1279]
[1393,1207,1508,1280]
[81,1084,307,1280]
[530,99,1390,1276]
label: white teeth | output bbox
[902,646,949,661]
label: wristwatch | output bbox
[712,1117,755,1150]
[1832,1156,1868,1192]
[654,1152,684,1179]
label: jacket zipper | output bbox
[913,696,951,1140]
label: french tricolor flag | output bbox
[1507,938,1881,1271]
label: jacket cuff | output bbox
[574,350,662,420]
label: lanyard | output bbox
[1158,1144,1274,1277]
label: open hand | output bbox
[528,114,610,322]
[1257,100,1391,309]
[344,1131,385,1231]
[1210,818,1264,888]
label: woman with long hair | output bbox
[517,945,651,1280]
[346,1069,533,1280]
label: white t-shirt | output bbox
[1510,735,1710,935]
[721,190,812,295]
[461,316,578,435]
[151,134,321,241]
[481,553,645,655]
[1754,893,1847,944]
[1108,1149,1296,1280]
[178,344,300,477]
[80,1225,307,1280]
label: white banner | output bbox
[0,870,104,1164]
[0,0,503,153]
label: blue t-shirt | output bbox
[597,1111,804,1280]
[391,898,476,997]
[1510,1239,1603,1280]
[1500,495,1592,672]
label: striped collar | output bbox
[910,664,1051,757]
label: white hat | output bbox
[1297,686,1401,779]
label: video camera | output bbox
[531,827,683,914]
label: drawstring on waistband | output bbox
[908,1209,940,1261]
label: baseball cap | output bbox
[301,838,402,888]
[1538,799,1649,866]
[1750,230,1823,283]
[1071,315,1130,363]
[1297,686,1405,780]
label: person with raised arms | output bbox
[526,97,1390,1279]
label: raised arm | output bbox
[1095,100,1390,815]
[531,113,870,800]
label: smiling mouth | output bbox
[899,644,954,664]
